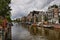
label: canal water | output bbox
[12,23,60,40]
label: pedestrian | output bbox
[2,16,8,30]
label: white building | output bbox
[47,5,59,24]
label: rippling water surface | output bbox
[12,23,60,40]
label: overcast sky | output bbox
[10,0,60,20]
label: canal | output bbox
[12,23,60,40]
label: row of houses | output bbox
[21,5,60,24]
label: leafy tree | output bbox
[44,16,48,21]
[0,0,11,22]
[51,4,58,8]
[48,4,58,9]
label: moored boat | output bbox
[53,24,60,29]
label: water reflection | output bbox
[26,24,60,40]
[12,23,60,40]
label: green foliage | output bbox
[48,4,58,9]
[44,16,48,21]
[51,4,58,8]
[0,19,3,24]
[0,0,11,22]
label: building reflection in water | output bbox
[15,23,60,40]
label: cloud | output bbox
[42,0,60,11]
[10,0,60,19]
